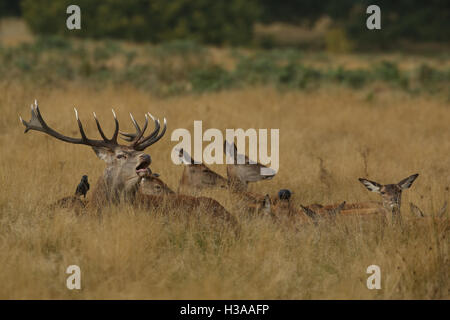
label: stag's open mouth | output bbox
[136,157,151,176]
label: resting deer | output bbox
[249,191,333,227]
[20,100,166,208]
[300,174,420,222]
[177,146,277,215]
[137,170,239,232]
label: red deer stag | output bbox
[20,100,166,208]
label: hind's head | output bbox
[177,148,228,193]
[359,174,419,215]
[224,141,276,191]
[139,170,175,196]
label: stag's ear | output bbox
[92,147,113,163]
[359,178,382,193]
[397,174,419,190]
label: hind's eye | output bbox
[380,191,386,194]
[116,154,126,159]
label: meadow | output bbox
[0,25,449,299]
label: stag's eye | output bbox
[116,154,127,159]
[380,191,386,195]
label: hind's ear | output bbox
[224,140,237,160]
[177,148,193,164]
[410,202,425,218]
[397,174,419,190]
[359,178,382,193]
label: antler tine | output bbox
[133,113,148,144]
[143,113,160,141]
[130,113,141,132]
[111,109,119,144]
[92,112,108,141]
[127,113,160,149]
[74,108,88,141]
[119,113,138,142]
[135,117,167,151]
[91,110,120,144]
[119,113,149,143]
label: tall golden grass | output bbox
[0,79,448,299]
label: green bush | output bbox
[20,0,261,45]
[189,66,234,92]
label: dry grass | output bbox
[0,79,449,299]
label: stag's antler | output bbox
[20,100,167,151]
[20,100,119,149]
[119,112,166,151]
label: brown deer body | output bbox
[137,170,239,232]
[300,174,420,221]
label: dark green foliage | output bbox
[20,0,261,45]
[0,0,21,17]
[190,66,234,92]
[342,0,449,49]
[259,0,449,48]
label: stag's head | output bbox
[20,100,166,202]
[359,174,419,215]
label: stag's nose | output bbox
[136,154,151,172]
[140,154,151,165]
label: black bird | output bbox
[75,175,90,198]
[278,189,292,200]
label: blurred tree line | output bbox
[0,0,448,48]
